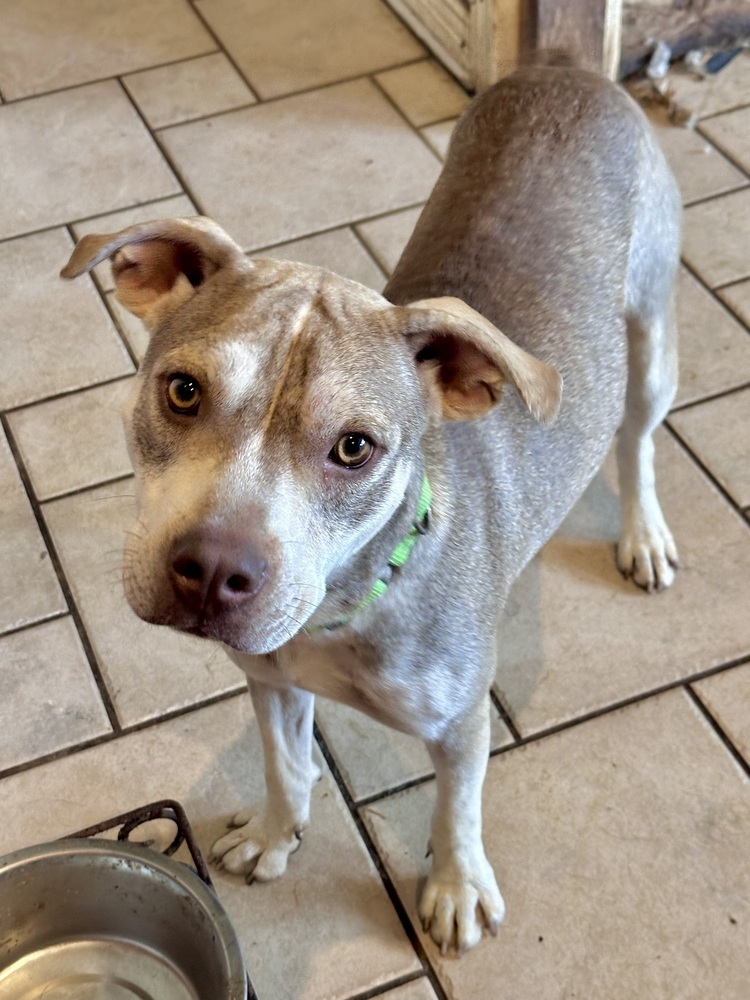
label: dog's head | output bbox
[62,218,561,653]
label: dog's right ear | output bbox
[60,217,248,331]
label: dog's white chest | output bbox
[228,636,443,740]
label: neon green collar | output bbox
[304,474,432,634]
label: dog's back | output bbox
[385,66,681,584]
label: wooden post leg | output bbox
[534,0,623,78]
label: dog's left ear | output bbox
[399,296,562,424]
[60,217,248,331]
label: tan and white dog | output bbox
[62,62,680,955]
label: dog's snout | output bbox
[170,528,267,617]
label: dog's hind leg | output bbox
[616,301,679,591]
[210,679,319,881]
[616,129,680,593]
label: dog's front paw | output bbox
[419,856,505,955]
[617,504,678,592]
[209,801,305,883]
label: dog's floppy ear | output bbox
[399,296,562,424]
[60,217,248,331]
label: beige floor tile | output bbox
[666,53,750,120]
[0,618,111,773]
[718,277,750,328]
[316,699,512,803]
[0,695,420,1000]
[420,119,456,160]
[0,0,214,100]
[71,194,198,292]
[375,60,468,127]
[0,427,66,635]
[682,188,750,287]
[107,292,151,361]
[7,378,135,501]
[700,105,750,174]
[42,482,245,728]
[251,228,385,290]
[356,207,424,277]
[492,429,750,736]
[363,691,750,999]
[694,663,750,764]
[123,53,255,129]
[670,388,750,507]
[194,0,424,99]
[0,81,180,240]
[674,267,750,407]
[0,229,133,410]
[160,79,441,252]
[647,107,747,205]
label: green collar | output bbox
[304,474,432,634]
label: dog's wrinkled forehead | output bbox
[130,259,417,468]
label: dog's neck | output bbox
[304,459,431,631]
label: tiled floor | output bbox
[1,5,749,998]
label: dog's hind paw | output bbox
[617,504,678,593]
[209,801,305,883]
[419,857,505,955]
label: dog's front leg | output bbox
[420,693,505,954]
[210,679,319,882]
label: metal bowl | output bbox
[0,838,248,999]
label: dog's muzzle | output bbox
[169,526,267,623]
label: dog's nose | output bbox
[170,528,267,616]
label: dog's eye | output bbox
[166,374,201,415]
[330,433,375,469]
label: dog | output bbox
[61,60,680,955]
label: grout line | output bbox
[0,686,247,784]
[683,181,750,209]
[2,374,135,418]
[490,688,522,742]
[348,225,388,281]
[0,415,122,735]
[697,98,750,124]
[63,221,141,370]
[68,192,199,231]
[356,773,436,810]
[686,685,750,780]
[345,972,429,1000]
[663,421,748,522]
[711,273,750,295]
[40,472,136,506]
[0,51,220,107]
[184,0,261,103]
[96,276,141,370]
[313,722,449,1000]
[369,74,443,164]
[679,257,750,336]
[0,610,71,643]
[152,53,434,134]
[353,225,396,280]
[245,200,428,258]
[0,193,198,252]
[714,273,750,292]
[486,652,750,764]
[695,121,750,184]
[669,379,750,413]
[114,78,206,215]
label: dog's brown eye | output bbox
[331,434,375,468]
[167,374,201,415]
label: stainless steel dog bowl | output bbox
[0,838,248,999]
